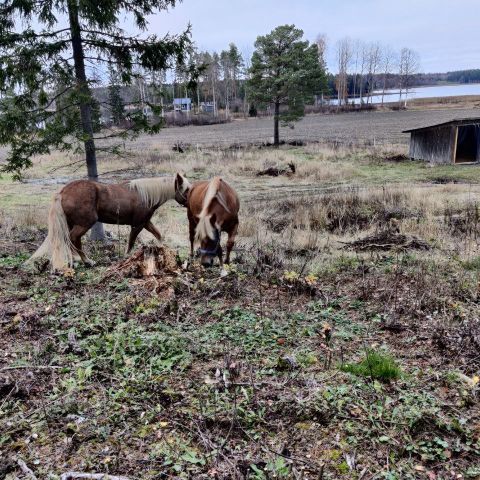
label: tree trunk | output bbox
[212,78,217,117]
[273,101,280,146]
[67,0,105,241]
[381,73,387,105]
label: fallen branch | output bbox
[97,167,140,177]
[343,231,430,252]
[60,473,131,480]
[17,459,38,480]
[257,162,296,177]
[0,365,62,373]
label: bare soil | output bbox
[119,107,479,149]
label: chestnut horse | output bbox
[28,173,191,270]
[180,176,239,268]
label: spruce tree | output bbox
[0,0,191,238]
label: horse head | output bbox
[174,173,191,207]
[198,213,221,267]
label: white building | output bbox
[173,98,192,113]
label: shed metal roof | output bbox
[403,117,480,133]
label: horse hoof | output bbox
[220,268,228,278]
[84,259,96,267]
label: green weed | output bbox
[462,255,480,271]
[341,350,401,381]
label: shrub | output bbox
[264,188,416,234]
[462,256,480,271]
[341,350,401,381]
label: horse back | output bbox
[60,179,147,226]
[188,179,239,224]
[218,179,240,216]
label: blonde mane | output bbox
[195,177,223,242]
[128,176,176,208]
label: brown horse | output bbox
[180,176,240,268]
[28,173,191,270]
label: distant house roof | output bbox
[403,117,480,133]
[173,98,191,104]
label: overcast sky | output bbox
[144,0,479,73]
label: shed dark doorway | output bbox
[455,125,480,163]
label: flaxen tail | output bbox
[27,193,73,270]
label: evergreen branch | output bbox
[27,85,76,114]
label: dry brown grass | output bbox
[2,140,480,272]
[235,180,480,276]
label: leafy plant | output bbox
[82,321,190,380]
[0,252,30,267]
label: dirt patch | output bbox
[433,319,480,372]
[431,176,461,184]
[384,153,410,162]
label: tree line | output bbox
[331,37,420,106]
[102,26,328,144]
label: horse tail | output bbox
[195,177,222,242]
[27,193,74,270]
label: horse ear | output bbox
[176,173,183,188]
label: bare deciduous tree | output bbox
[399,47,420,107]
[335,37,353,106]
[380,45,396,105]
[358,42,369,104]
[315,33,328,105]
[365,42,381,104]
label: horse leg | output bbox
[126,225,143,254]
[145,221,162,243]
[217,244,224,267]
[70,225,96,267]
[189,220,195,258]
[225,222,239,265]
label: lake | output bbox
[344,83,480,105]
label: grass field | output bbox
[1,110,480,479]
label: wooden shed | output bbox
[404,118,480,164]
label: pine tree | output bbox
[227,43,244,104]
[248,25,327,146]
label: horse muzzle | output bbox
[201,256,215,267]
